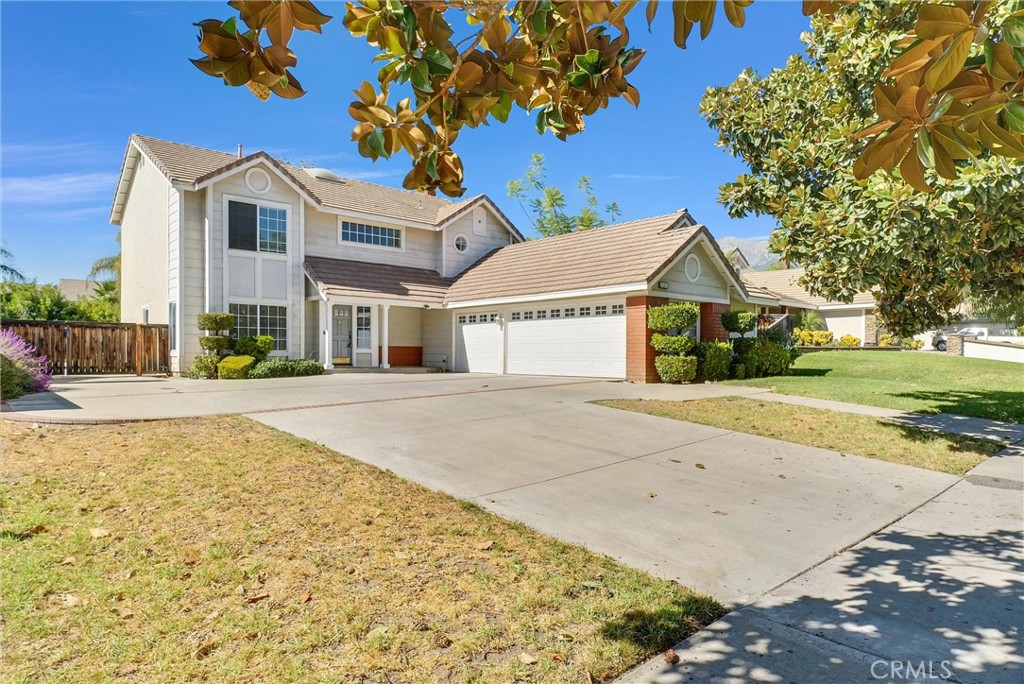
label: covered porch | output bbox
[303,257,451,370]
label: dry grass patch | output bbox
[596,397,1002,475]
[0,415,723,684]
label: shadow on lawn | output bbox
[893,389,1024,424]
[607,526,1024,683]
[787,368,832,377]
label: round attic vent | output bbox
[306,167,343,182]
[245,167,272,194]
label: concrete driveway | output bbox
[247,375,956,605]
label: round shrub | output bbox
[650,333,696,355]
[731,337,756,358]
[217,355,255,380]
[811,330,834,346]
[197,312,235,334]
[698,341,732,381]
[720,310,758,335]
[647,302,699,332]
[185,354,219,379]
[902,338,924,350]
[289,359,325,376]
[878,333,901,348]
[838,334,861,347]
[745,339,793,377]
[234,335,275,362]
[654,355,698,384]
[198,335,231,354]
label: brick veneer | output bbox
[864,312,879,346]
[700,302,731,342]
[626,295,667,383]
[376,346,423,366]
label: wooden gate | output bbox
[2,321,170,375]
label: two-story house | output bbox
[112,135,777,382]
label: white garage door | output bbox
[455,312,502,373]
[506,302,626,378]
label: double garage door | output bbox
[455,302,626,378]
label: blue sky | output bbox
[1,1,810,283]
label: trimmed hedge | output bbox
[794,328,834,346]
[185,354,219,380]
[217,355,255,379]
[199,335,231,354]
[720,310,757,335]
[838,334,861,347]
[654,355,697,384]
[743,339,792,377]
[197,312,235,334]
[647,302,699,332]
[698,341,732,381]
[650,333,696,355]
[234,335,275,362]
[731,362,747,380]
[248,358,325,379]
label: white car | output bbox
[932,326,989,351]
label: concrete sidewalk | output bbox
[618,444,1024,684]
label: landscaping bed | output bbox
[596,397,1003,475]
[0,416,723,684]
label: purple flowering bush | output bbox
[0,328,53,398]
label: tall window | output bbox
[356,306,371,348]
[341,221,402,248]
[229,303,286,351]
[168,302,177,351]
[229,200,286,253]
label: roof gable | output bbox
[740,267,875,308]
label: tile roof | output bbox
[130,135,460,226]
[304,256,451,306]
[740,268,875,307]
[445,211,701,303]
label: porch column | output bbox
[381,305,391,369]
[322,300,334,369]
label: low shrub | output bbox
[0,328,52,393]
[185,354,219,379]
[698,341,732,381]
[217,355,255,379]
[793,328,834,346]
[199,335,231,354]
[654,355,698,384]
[812,330,834,346]
[731,362,747,380]
[720,310,758,336]
[234,335,275,362]
[650,332,696,355]
[1,354,35,400]
[197,312,235,334]
[731,337,756,358]
[902,338,924,350]
[838,334,861,347]
[647,302,699,332]
[248,358,325,379]
[744,339,792,378]
[878,333,900,348]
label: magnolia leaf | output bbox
[984,39,1022,83]
[1001,12,1024,48]
[724,0,750,29]
[978,119,1024,158]
[646,0,659,30]
[423,47,453,73]
[886,38,941,79]
[1005,101,1024,134]
[672,1,694,49]
[914,4,973,40]
[925,30,974,92]
[365,130,387,158]
[874,84,900,122]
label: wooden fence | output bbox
[1,321,170,375]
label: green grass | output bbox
[597,397,1003,475]
[724,351,1024,423]
[0,416,723,684]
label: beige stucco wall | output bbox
[443,205,515,277]
[657,241,731,303]
[304,208,441,271]
[822,309,866,343]
[387,307,422,347]
[422,308,453,369]
[120,156,170,325]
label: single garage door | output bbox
[506,303,626,378]
[455,312,502,373]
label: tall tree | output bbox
[507,154,620,237]
[1,246,25,283]
[189,1,1024,196]
[701,1,1024,335]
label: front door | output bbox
[332,305,352,365]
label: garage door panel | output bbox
[506,314,625,378]
[456,313,501,373]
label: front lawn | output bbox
[724,351,1024,423]
[0,416,723,684]
[597,397,1002,475]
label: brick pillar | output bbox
[700,302,731,342]
[626,295,667,383]
[864,312,879,346]
[946,334,964,355]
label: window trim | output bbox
[226,197,291,256]
[228,302,289,355]
[337,218,406,252]
[453,233,469,253]
[355,305,372,350]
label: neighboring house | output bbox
[57,279,98,301]
[740,267,880,345]
[111,135,776,381]
[725,247,751,271]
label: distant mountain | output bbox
[717,236,779,271]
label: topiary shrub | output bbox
[720,310,758,336]
[745,339,793,377]
[197,312,235,334]
[731,337,756,358]
[698,341,732,381]
[217,355,255,379]
[654,355,697,384]
[650,333,696,355]
[838,334,861,347]
[647,302,699,332]
[234,335,275,362]
[248,358,325,379]
[199,335,231,354]
[185,354,219,379]
[731,362,747,380]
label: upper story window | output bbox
[229,200,287,254]
[341,221,402,249]
[454,235,468,252]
